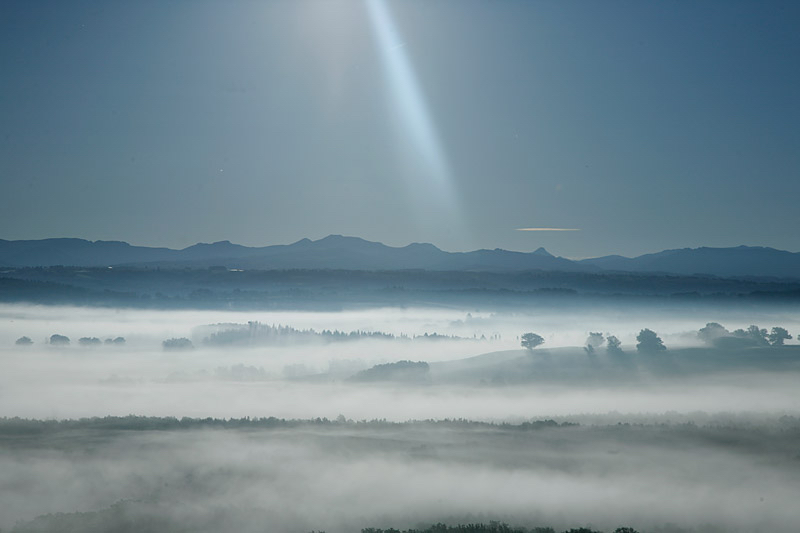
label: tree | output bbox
[15,336,33,346]
[636,328,666,353]
[49,334,70,345]
[733,325,769,346]
[586,332,605,349]
[606,335,622,354]
[697,322,729,345]
[768,327,792,346]
[79,337,102,346]
[162,338,193,350]
[520,332,544,350]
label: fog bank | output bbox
[3,419,799,532]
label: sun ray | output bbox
[365,0,455,204]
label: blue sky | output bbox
[1,0,799,258]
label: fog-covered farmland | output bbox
[1,302,799,532]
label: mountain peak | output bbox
[404,242,441,252]
[312,235,386,250]
[183,240,239,250]
[316,234,364,243]
[532,247,554,258]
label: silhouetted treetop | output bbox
[636,328,666,353]
[606,335,622,354]
[49,334,69,345]
[768,327,792,346]
[521,332,545,350]
[697,322,730,345]
[162,337,193,350]
[733,325,769,346]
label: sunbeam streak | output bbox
[366,0,456,205]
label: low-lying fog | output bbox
[5,302,800,352]
[3,418,800,533]
[1,303,798,420]
[1,303,799,532]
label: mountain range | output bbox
[1,235,799,279]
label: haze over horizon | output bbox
[4,232,800,261]
[2,0,799,258]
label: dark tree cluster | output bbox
[202,321,467,347]
[522,321,797,357]
[162,337,194,350]
[49,334,70,345]
[698,322,792,348]
[15,334,126,347]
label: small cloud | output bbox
[516,228,580,232]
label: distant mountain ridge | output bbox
[1,236,799,279]
[0,235,587,273]
[579,245,800,279]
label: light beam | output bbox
[366,0,456,204]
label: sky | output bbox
[1,0,799,258]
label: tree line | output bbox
[15,334,126,346]
[358,523,639,533]
[521,322,794,353]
